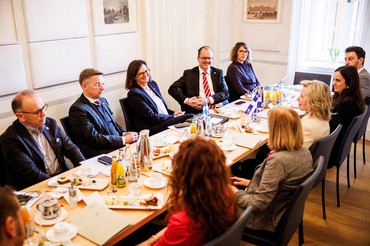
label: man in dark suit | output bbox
[1,91,85,190]
[69,68,137,158]
[168,46,229,114]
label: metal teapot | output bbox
[136,129,153,171]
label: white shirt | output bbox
[198,67,215,105]
[147,89,169,115]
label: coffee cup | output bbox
[222,139,234,149]
[53,222,69,241]
[81,164,92,175]
[149,173,162,187]
[36,198,61,220]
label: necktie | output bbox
[202,72,215,109]
[94,100,101,106]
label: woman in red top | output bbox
[138,138,235,246]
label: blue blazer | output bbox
[0,118,85,190]
[128,81,175,132]
[168,66,229,114]
[69,94,126,158]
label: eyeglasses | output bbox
[137,69,150,77]
[92,83,105,88]
[19,104,48,117]
[199,57,213,60]
[238,50,249,54]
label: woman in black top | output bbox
[328,65,365,167]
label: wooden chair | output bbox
[119,98,134,131]
[329,105,367,207]
[309,124,342,219]
[242,156,324,246]
[203,205,254,246]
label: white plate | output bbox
[221,144,237,151]
[48,177,108,190]
[152,134,179,147]
[152,160,172,176]
[144,178,168,189]
[256,125,269,133]
[153,145,179,159]
[75,167,99,178]
[99,194,164,210]
[46,223,78,243]
[34,208,68,226]
[212,132,224,138]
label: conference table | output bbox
[21,95,299,245]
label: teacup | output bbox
[36,198,61,220]
[53,222,69,241]
[81,164,92,175]
[149,173,162,187]
[222,139,234,149]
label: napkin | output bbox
[67,203,132,245]
[80,154,110,176]
[62,188,84,204]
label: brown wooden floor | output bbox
[242,140,370,246]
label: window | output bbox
[288,0,369,79]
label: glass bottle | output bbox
[110,156,117,185]
[116,159,126,188]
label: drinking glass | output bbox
[128,156,141,195]
[329,48,340,65]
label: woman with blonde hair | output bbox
[297,80,332,148]
[231,106,313,232]
[139,138,235,246]
[226,42,260,102]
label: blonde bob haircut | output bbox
[300,80,331,121]
[267,106,303,151]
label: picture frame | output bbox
[91,0,138,36]
[243,0,283,23]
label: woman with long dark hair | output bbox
[139,138,235,245]
[328,65,365,167]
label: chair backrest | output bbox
[353,101,370,143]
[293,72,332,87]
[337,105,368,166]
[203,205,254,246]
[277,156,324,246]
[310,124,342,187]
[60,116,77,144]
[119,98,134,131]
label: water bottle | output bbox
[202,99,210,117]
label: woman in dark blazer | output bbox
[125,60,193,135]
[328,65,365,167]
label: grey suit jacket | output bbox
[359,68,370,99]
[235,148,313,232]
[1,118,85,190]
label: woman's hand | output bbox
[231,176,251,187]
[229,184,239,194]
[174,111,185,116]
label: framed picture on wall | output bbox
[91,0,138,35]
[243,0,283,23]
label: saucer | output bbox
[256,125,269,133]
[34,207,68,226]
[46,223,78,243]
[221,144,236,151]
[212,132,224,138]
[75,167,99,177]
[144,178,168,189]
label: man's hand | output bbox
[174,111,185,116]
[124,132,138,143]
[186,97,202,109]
[231,176,251,187]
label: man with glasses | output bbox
[69,68,137,158]
[345,46,370,99]
[169,46,229,114]
[1,91,85,190]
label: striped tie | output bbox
[202,72,215,109]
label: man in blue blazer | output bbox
[1,91,85,190]
[69,68,137,158]
[168,46,229,114]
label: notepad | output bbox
[67,203,132,245]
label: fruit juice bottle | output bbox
[116,160,126,188]
[271,91,277,105]
[110,156,117,185]
[265,90,270,107]
[21,206,32,225]
[190,118,197,136]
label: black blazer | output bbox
[168,66,229,114]
[128,81,174,130]
[0,118,85,190]
[69,94,126,158]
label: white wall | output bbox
[0,0,294,135]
